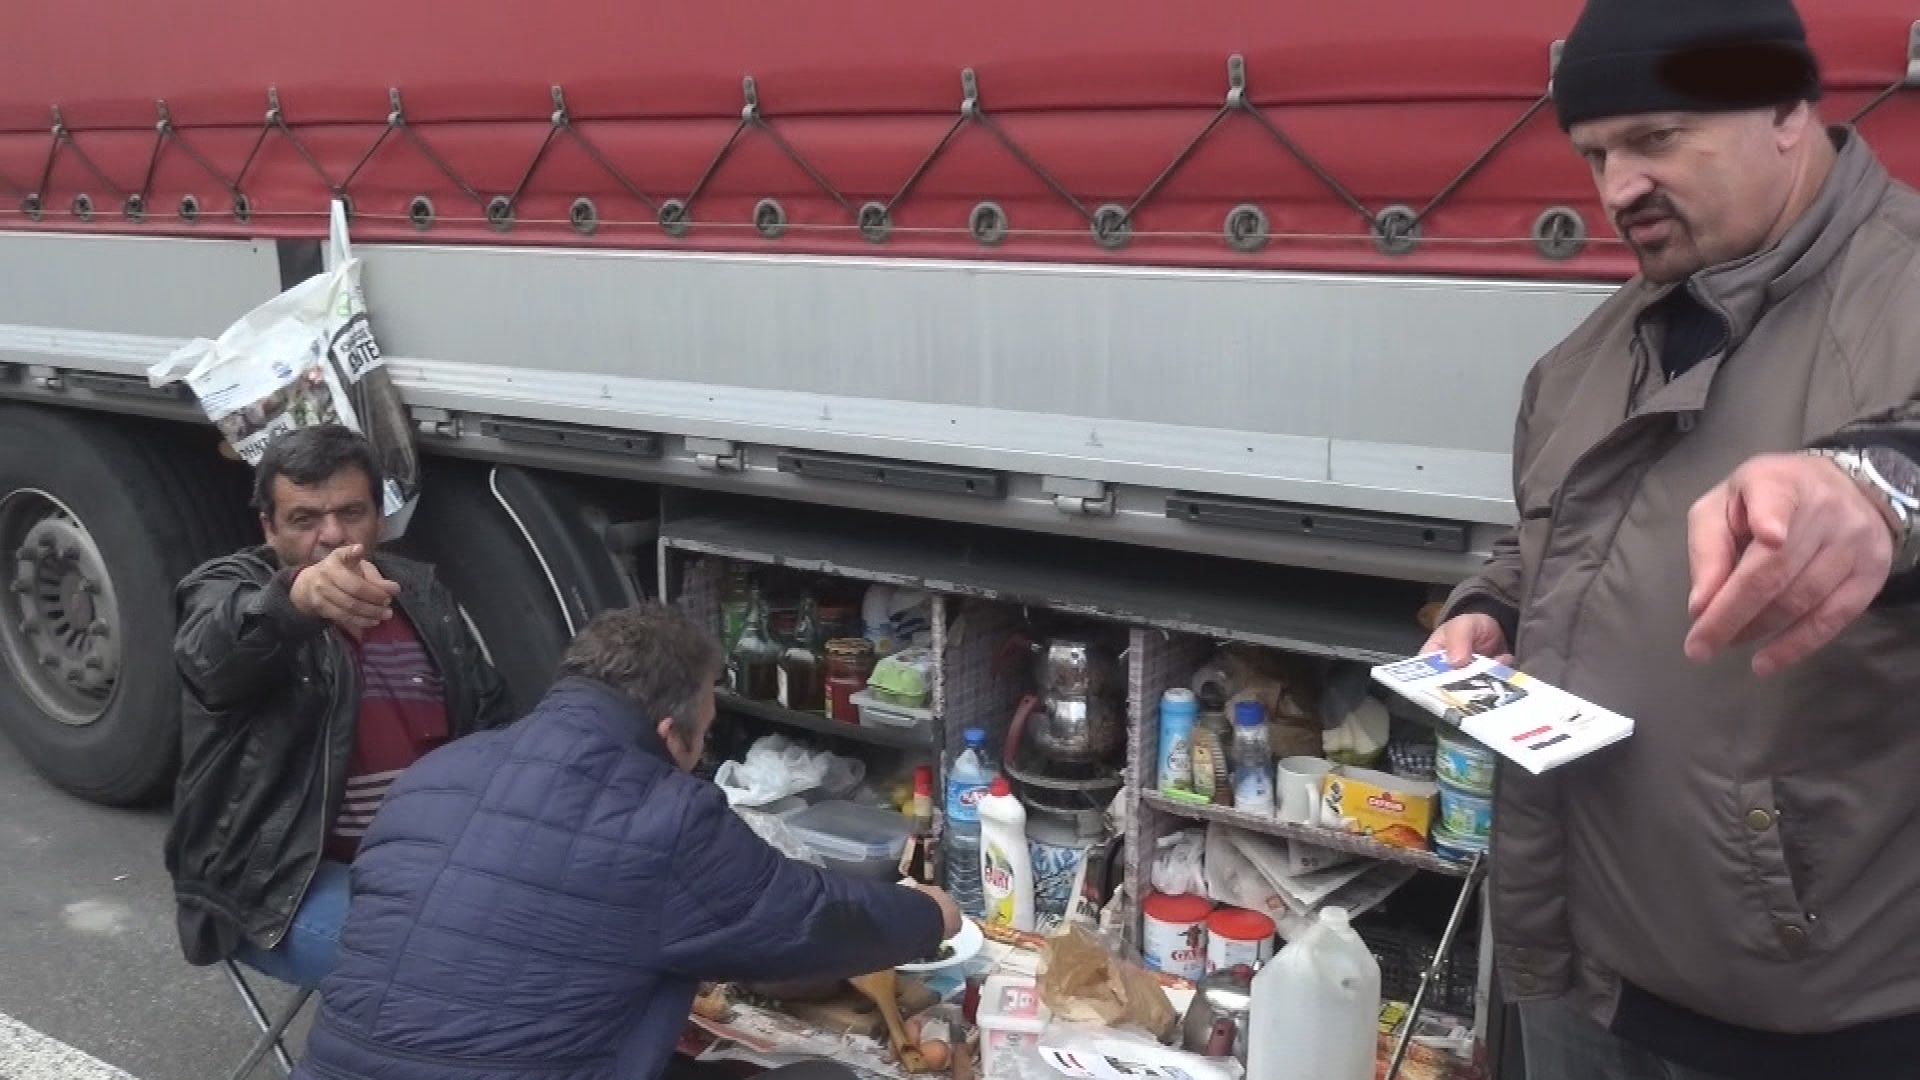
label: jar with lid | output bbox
[824,638,877,722]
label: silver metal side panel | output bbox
[0,233,1615,526]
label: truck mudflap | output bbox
[2,2,1915,279]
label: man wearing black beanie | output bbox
[1422,1,1920,1078]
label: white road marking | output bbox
[0,1012,136,1080]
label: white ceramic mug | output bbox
[1276,756,1335,825]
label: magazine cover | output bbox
[1369,653,1633,775]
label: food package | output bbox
[1038,926,1179,1043]
[1039,1021,1242,1080]
[869,647,935,707]
[1321,768,1438,850]
[1375,1002,1481,1080]
[150,200,421,536]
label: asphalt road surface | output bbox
[0,732,310,1080]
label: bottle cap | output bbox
[990,776,1012,798]
[965,728,987,747]
[914,765,934,795]
[1233,700,1266,726]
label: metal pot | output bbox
[1180,969,1254,1065]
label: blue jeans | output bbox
[1522,999,1728,1080]
[234,860,351,989]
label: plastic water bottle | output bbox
[1231,700,1275,816]
[945,728,996,918]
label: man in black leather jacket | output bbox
[162,425,512,982]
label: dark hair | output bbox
[251,424,383,517]
[558,604,723,738]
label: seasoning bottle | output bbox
[777,595,825,711]
[728,588,781,701]
[1191,686,1232,805]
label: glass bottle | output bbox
[778,595,826,711]
[719,563,755,655]
[729,588,782,702]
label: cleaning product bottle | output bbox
[978,776,1035,931]
[945,728,995,917]
[1246,906,1381,1080]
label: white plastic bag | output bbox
[150,200,421,535]
[714,734,867,808]
[1150,828,1207,897]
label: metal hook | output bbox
[960,69,981,118]
[550,85,570,128]
[265,87,283,125]
[1226,55,1247,108]
[387,88,407,128]
[154,99,172,134]
[741,76,759,121]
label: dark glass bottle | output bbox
[778,595,826,711]
[729,588,781,702]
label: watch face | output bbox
[1859,447,1920,508]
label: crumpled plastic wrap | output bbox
[733,806,824,866]
[714,735,866,808]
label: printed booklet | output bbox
[1369,653,1633,775]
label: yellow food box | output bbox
[1320,767,1437,850]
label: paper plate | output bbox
[897,918,984,973]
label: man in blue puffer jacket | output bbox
[294,603,961,1080]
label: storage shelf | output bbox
[718,690,935,753]
[1139,790,1470,879]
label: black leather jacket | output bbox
[162,546,513,965]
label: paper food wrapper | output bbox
[1038,927,1178,1043]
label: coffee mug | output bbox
[1277,756,1335,825]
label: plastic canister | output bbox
[978,974,1051,1080]
[1437,783,1494,843]
[1246,906,1380,1080]
[1206,906,1276,975]
[1158,688,1199,793]
[1142,891,1214,980]
[1434,729,1496,795]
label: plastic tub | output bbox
[978,974,1051,1080]
[1432,821,1490,862]
[785,801,915,880]
[850,690,935,737]
[1434,730,1496,796]
[1142,891,1214,980]
[1207,906,1277,974]
[1437,783,1493,843]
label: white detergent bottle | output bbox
[977,776,1036,932]
[1246,906,1381,1080]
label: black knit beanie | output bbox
[1552,0,1822,131]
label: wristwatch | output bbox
[1805,446,1920,576]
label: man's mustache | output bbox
[1617,195,1680,232]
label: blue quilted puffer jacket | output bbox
[294,677,944,1080]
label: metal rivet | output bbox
[71,194,94,222]
[569,197,598,236]
[123,194,146,223]
[1091,204,1132,250]
[1745,808,1774,832]
[407,195,435,231]
[659,199,690,238]
[1373,204,1421,256]
[22,194,43,222]
[232,193,253,225]
[969,202,1007,246]
[858,201,890,244]
[1224,203,1268,253]
[485,195,514,233]
[753,198,787,240]
[178,195,200,223]
[1533,206,1587,261]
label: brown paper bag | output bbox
[1038,926,1178,1043]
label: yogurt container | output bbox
[1437,783,1494,843]
[1142,891,1213,980]
[1206,906,1276,975]
[1432,821,1490,863]
[1434,729,1496,795]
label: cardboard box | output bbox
[1321,768,1437,850]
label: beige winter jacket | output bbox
[1447,128,1920,1033]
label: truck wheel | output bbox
[0,406,250,805]
[394,459,573,718]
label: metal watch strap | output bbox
[1805,447,1920,575]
